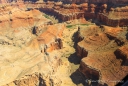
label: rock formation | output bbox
[77,25,128,86]
[0,6,51,48]
[22,1,128,27]
[0,5,70,86]
[97,6,128,27]
[0,1,128,86]
[59,0,128,4]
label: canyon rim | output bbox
[0,0,128,86]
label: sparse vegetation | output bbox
[66,24,89,28]
[66,25,73,28]
[43,14,50,19]
[43,14,58,24]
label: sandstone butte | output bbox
[0,0,127,86]
[77,25,128,86]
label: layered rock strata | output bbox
[77,25,128,86]
[25,2,128,26]
[1,0,128,27]
[45,0,128,4]
[0,6,73,86]
[0,6,52,47]
[97,6,128,27]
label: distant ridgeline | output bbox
[0,0,128,27]
[0,0,128,4]
[44,0,128,4]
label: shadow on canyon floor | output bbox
[68,29,81,65]
[114,50,128,66]
[70,69,101,86]
[69,30,101,86]
[70,69,86,86]
[39,76,46,86]
[68,53,81,65]
[116,75,128,86]
[69,28,86,85]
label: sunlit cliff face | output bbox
[54,0,128,4]
[0,1,128,86]
[0,0,128,4]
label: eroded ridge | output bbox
[77,25,128,86]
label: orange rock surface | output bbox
[0,1,128,86]
[77,25,128,86]
[37,24,65,52]
[0,6,68,86]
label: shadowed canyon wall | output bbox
[1,0,128,27]
[0,1,128,86]
[76,25,128,86]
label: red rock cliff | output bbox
[77,25,128,86]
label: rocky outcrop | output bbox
[115,45,128,66]
[1,0,128,27]
[77,25,128,86]
[0,21,76,86]
[4,73,45,86]
[20,1,128,26]
[0,1,128,86]
[37,24,65,52]
[0,22,75,86]
[0,6,52,48]
[0,6,50,29]
[97,6,128,27]
[0,6,71,86]
[41,5,85,22]
[60,0,128,4]
[79,59,100,80]
[40,3,97,21]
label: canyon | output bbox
[0,0,127,86]
[77,25,128,86]
[24,1,128,27]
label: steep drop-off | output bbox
[77,25,128,86]
[0,6,73,86]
